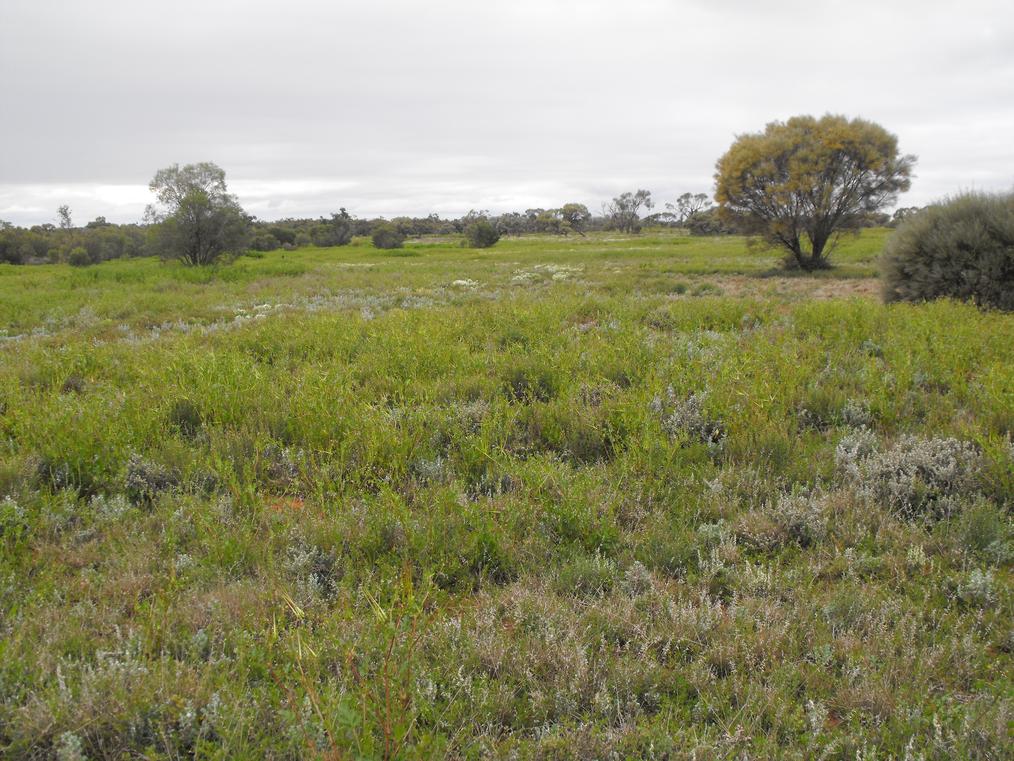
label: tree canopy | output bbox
[57,205,73,230]
[146,162,249,266]
[559,203,591,235]
[606,190,653,233]
[665,192,711,226]
[715,114,915,270]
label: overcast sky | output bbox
[1,0,1012,225]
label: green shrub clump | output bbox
[371,222,405,250]
[463,219,500,248]
[881,192,1014,310]
[67,246,92,267]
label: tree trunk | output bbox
[787,237,808,269]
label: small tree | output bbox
[522,208,545,234]
[606,190,653,233]
[372,222,406,249]
[496,212,527,237]
[715,114,915,270]
[535,210,568,235]
[665,192,711,226]
[560,203,591,236]
[57,205,73,231]
[145,162,249,266]
[315,208,354,246]
[0,221,23,264]
[463,219,500,248]
[890,207,922,227]
[881,192,1014,310]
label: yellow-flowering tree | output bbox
[715,115,915,270]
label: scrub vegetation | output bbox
[881,192,1014,310]
[0,230,1011,759]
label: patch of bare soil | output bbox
[702,275,880,300]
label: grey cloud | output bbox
[1,0,1012,225]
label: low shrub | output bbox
[0,496,28,549]
[767,490,829,547]
[67,246,92,267]
[621,560,653,596]
[649,388,725,450]
[553,552,616,597]
[686,207,738,236]
[249,231,280,251]
[284,535,341,603]
[881,192,1014,310]
[836,431,981,519]
[60,375,86,395]
[503,361,558,402]
[167,398,203,438]
[371,223,405,250]
[957,499,1012,563]
[462,220,500,248]
[955,569,997,607]
[124,454,180,506]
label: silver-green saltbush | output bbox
[124,454,179,506]
[650,388,725,451]
[836,431,981,519]
[768,491,830,547]
[956,568,997,607]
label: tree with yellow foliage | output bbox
[715,115,915,270]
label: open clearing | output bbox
[1,231,1011,759]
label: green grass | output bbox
[0,230,1010,759]
[0,229,887,337]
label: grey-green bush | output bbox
[463,219,500,248]
[371,222,405,250]
[881,192,1014,310]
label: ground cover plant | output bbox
[0,229,1010,759]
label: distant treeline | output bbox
[0,217,147,266]
[0,194,907,266]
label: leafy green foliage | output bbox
[313,208,355,247]
[559,202,591,235]
[686,206,738,236]
[146,162,250,266]
[462,219,500,248]
[881,192,1014,310]
[66,246,91,267]
[371,222,406,250]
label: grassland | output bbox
[0,230,1010,759]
